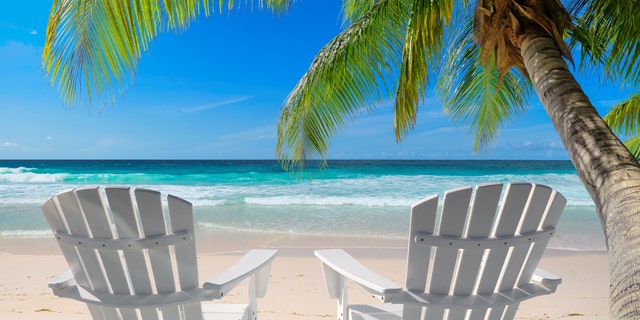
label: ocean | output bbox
[0,160,605,252]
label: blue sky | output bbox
[0,1,635,160]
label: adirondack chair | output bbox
[41,186,277,320]
[315,182,566,320]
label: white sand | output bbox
[0,235,609,320]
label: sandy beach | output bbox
[0,233,609,320]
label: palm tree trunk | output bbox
[521,36,640,319]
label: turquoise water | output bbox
[0,160,605,251]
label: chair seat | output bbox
[202,303,250,320]
[349,304,403,320]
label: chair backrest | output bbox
[404,182,566,319]
[41,186,203,320]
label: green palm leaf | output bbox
[623,136,640,159]
[276,0,409,171]
[340,0,383,25]
[567,17,609,77]
[436,18,532,150]
[604,93,640,137]
[569,0,640,86]
[394,0,459,142]
[42,0,290,107]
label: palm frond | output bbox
[573,0,640,86]
[567,17,610,79]
[394,0,459,142]
[604,93,640,137]
[623,136,640,160]
[42,0,291,108]
[340,0,383,26]
[276,0,408,171]
[437,19,532,150]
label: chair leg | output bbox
[248,274,258,320]
[337,276,348,320]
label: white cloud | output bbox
[30,29,37,35]
[45,136,53,140]
[2,142,20,148]
[180,97,251,114]
[1,142,27,151]
[510,140,564,151]
[423,110,447,118]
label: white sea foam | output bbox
[196,221,407,239]
[0,174,596,207]
[197,222,295,235]
[0,167,65,183]
[0,167,32,174]
[0,229,52,237]
[244,196,412,207]
[190,199,227,206]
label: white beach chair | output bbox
[41,186,277,320]
[315,182,566,320]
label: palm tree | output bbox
[42,0,640,318]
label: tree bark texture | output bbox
[521,36,640,319]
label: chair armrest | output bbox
[314,249,402,301]
[531,267,562,292]
[203,249,277,298]
[48,269,76,293]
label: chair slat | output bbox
[468,309,489,320]
[56,190,110,293]
[134,189,176,294]
[105,187,153,292]
[106,187,142,239]
[453,183,503,296]
[519,191,567,286]
[118,308,139,320]
[520,185,553,232]
[134,189,180,319]
[106,187,158,320]
[487,307,506,320]
[76,187,130,295]
[502,304,519,320]
[428,187,472,295]
[439,187,473,236]
[87,305,106,320]
[184,301,205,320]
[542,191,566,229]
[159,306,181,319]
[466,183,503,238]
[477,183,532,294]
[168,195,199,291]
[402,303,424,320]
[42,198,91,289]
[168,195,203,319]
[499,185,551,291]
[474,245,506,294]
[405,195,438,293]
[493,183,533,237]
[96,306,120,319]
